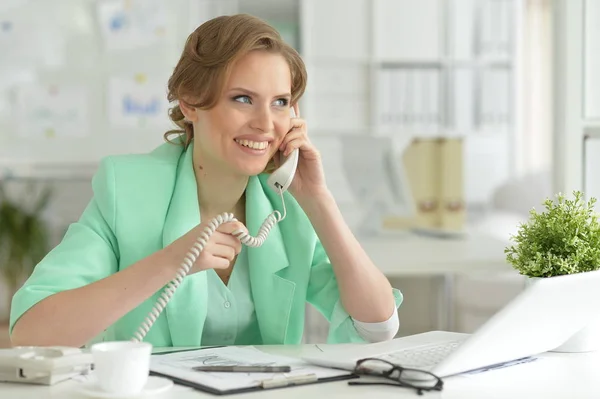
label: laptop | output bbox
[303,270,600,378]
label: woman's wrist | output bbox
[156,245,186,279]
[295,188,336,217]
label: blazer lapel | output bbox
[161,144,208,347]
[246,176,295,344]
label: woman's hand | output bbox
[163,220,246,274]
[276,104,329,202]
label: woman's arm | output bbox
[269,103,396,325]
[298,190,396,323]
[10,220,246,348]
[11,249,179,348]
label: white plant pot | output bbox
[527,276,600,353]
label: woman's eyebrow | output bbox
[229,87,291,98]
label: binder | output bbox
[403,138,440,230]
[438,138,465,231]
[401,137,466,234]
[148,346,357,396]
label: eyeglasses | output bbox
[349,358,444,395]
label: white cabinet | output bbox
[300,0,370,61]
[373,0,443,62]
[302,0,519,205]
[300,0,519,141]
[309,64,369,95]
[448,0,477,60]
[302,62,370,132]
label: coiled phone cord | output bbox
[131,188,287,343]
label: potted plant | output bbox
[0,182,53,323]
[505,190,600,352]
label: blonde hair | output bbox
[164,14,307,164]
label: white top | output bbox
[352,309,399,343]
[201,245,398,346]
[201,247,262,346]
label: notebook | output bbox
[149,346,356,395]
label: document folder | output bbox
[149,346,356,395]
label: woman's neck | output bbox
[193,154,248,222]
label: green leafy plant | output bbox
[505,191,600,278]
[0,183,52,321]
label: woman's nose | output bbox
[250,106,273,132]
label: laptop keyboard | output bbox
[378,340,463,369]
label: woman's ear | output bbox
[179,98,198,123]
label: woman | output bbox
[10,14,402,348]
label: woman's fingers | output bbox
[210,256,231,270]
[218,221,247,236]
[188,220,248,271]
[209,243,237,262]
[213,230,242,254]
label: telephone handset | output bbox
[267,108,300,192]
[131,108,299,342]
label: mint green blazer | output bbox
[10,141,402,347]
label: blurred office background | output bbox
[0,0,594,347]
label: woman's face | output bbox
[190,50,293,177]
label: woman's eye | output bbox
[273,98,289,107]
[234,95,252,104]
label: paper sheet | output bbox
[107,74,171,129]
[96,0,168,51]
[459,356,540,377]
[14,84,90,138]
[150,346,351,392]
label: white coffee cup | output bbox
[91,341,153,395]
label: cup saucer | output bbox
[75,375,174,398]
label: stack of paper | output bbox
[150,347,354,394]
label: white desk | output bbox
[360,232,509,276]
[358,232,512,331]
[2,344,599,398]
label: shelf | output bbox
[445,129,509,138]
[374,128,448,138]
[583,121,600,130]
[444,58,514,68]
[303,58,512,68]
[302,56,373,64]
[375,59,444,68]
[310,126,449,138]
[371,58,513,68]
[309,127,374,136]
[0,162,98,181]
[308,127,508,139]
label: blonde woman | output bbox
[10,14,402,348]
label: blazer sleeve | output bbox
[306,238,403,344]
[9,158,120,335]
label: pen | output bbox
[260,373,318,388]
[193,365,292,373]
